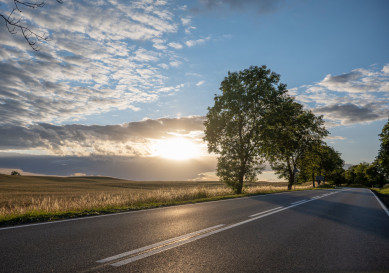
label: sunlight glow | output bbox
[152,138,201,160]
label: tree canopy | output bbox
[203,65,288,193]
[298,143,344,187]
[204,65,328,193]
[262,100,328,189]
[377,119,389,179]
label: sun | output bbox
[152,138,201,160]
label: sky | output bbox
[0,0,388,181]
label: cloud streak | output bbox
[194,0,285,13]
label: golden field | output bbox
[0,174,312,225]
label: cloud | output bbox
[325,135,346,140]
[0,0,194,126]
[181,17,191,26]
[196,80,205,86]
[0,154,217,181]
[319,69,389,93]
[0,116,207,156]
[315,103,381,125]
[168,42,183,49]
[189,171,219,181]
[185,36,210,47]
[194,0,285,13]
[293,64,389,126]
[382,64,389,75]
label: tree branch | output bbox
[0,0,63,51]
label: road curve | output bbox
[0,188,388,272]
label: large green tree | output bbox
[262,100,328,190]
[377,119,389,179]
[203,65,288,194]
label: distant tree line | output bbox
[343,120,389,188]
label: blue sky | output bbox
[0,0,388,180]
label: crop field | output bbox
[0,174,311,225]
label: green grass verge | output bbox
[371,186,389,209]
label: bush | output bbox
[317,183,334,189]
[11,171,21,176]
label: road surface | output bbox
[0,188,388,272]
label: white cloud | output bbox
[168,42,183,49]
[325,136,346,140]
[181,17,191,26]
[382,64,389,75]
[196,80,205,86]
[318,68,389,93]
[185,36,211,47]
[293,64,389,126]
[0,0,196,126]
[169,60,182,67]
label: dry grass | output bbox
[0,174,312,225]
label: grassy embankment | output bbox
[371,184,389,208]
[0,174,313,226]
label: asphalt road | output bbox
[1,188,388,272]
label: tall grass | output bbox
[0,184,313,224]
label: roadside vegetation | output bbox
[0,174,313,226]
[371,184,389,208]
[343,119,388,189]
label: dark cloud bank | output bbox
[0,116,216,180]
[0,116,205,154]
[0,153,217,181]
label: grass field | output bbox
[0,174,311,226]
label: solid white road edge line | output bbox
[101,189,347,267]
[370,190,389,217]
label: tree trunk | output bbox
[236,175,244,194]
[312,172,315,188]
[288,172,294,190]
[287,161,294,190]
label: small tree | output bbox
[377,119,389,180]
[345,165,356,185]
[204,65,288,194]
[11,170,21,176]
[366,160,386,187]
